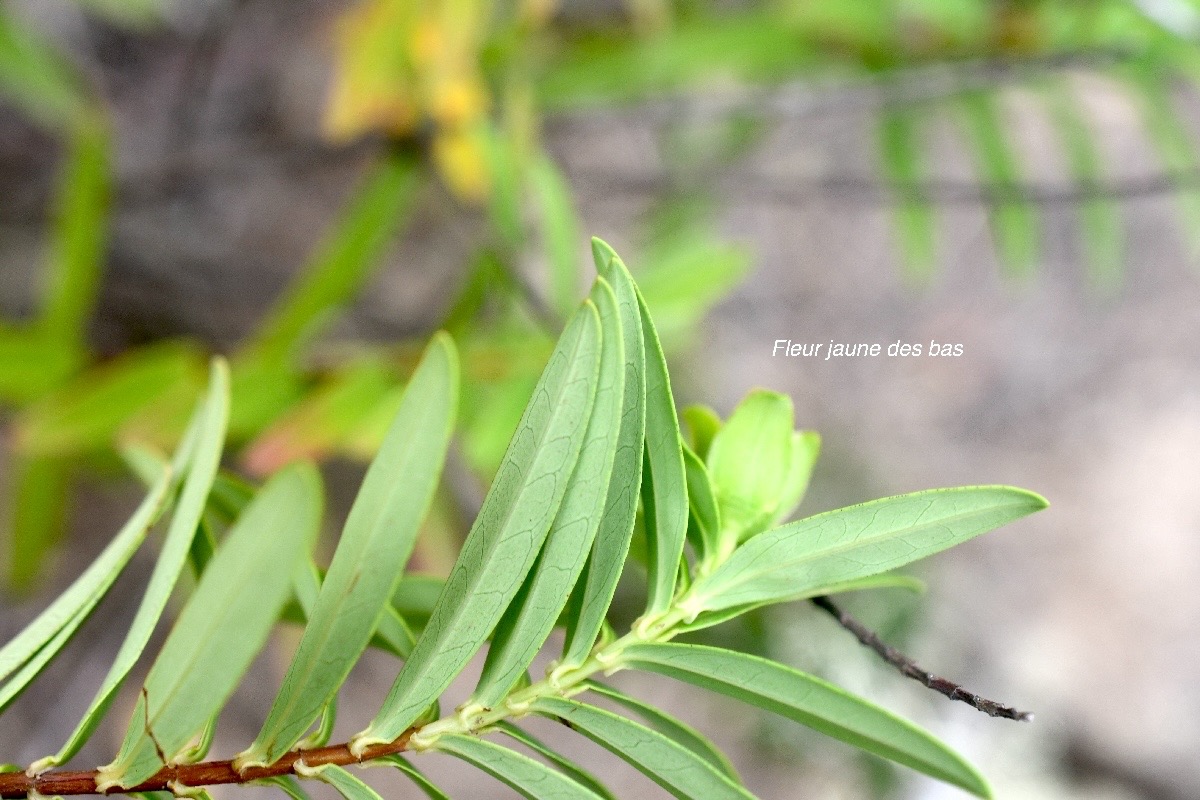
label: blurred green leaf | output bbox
[0,463,170,711]
[878,108,937,280]
[4,455,71,592]
[39,120,110,348]
[300,764,383,800]
[1042,79,1124,291]
[0,8,90,131]
[958,92,1040,278]
[532,156,581,315]
[246,151,421,365]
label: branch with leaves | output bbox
[0,241,1044,799]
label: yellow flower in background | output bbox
[324,0,494,201]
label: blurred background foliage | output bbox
[2,2,1200,794]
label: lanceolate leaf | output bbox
[619,642,991,797]
[353,303,602,748]
[561,242,646,667]
[0,463,170,712]
[493,721,616,800]
[583,681,739,784]
[531,697,755,800]
[97,462,323,790]
[685,486,1047,615]
[237,335,458,769]
[636,266,689,617]
[41,360,230,770]
[379,755,450,800]
[433,734,606,800]
[472,279,624,707]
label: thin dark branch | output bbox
[811,595,1033,722]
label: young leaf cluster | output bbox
[0,241,1045,800]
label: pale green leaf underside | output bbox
[493,721,616,800]
[583,681,739,784]
[689,486,1047,613]
[44,359,230,770]
[99,462,323,790]
[562,243,646,667]
[682,445,720,563]
[379,755,450,800]
[473,279,624,706]
[531,696,756,800]
[434,734,606,800]
[356,302,602,746]
[303,764,383,800]
[620,642,990,798]
[239,334,459,767]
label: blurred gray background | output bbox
[2,2,1199,799]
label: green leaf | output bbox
[245,151,421,365]
[958,92,1040,279]
[878,108,937,280]
[620,642,991,797]
[237,335,458,769]
[434,734,606,800]
[636,261,689,618]
[632,239,749,347]
[482,124,525,248]
[39,360,230,770]
[254,776,313,800]
[97,462,323,790]
[531,697,755,800]
[39,119,110,347]
[0,463,170,712]
[682,445,720,565]
[685,486,1047,615]
[532,156,581,315]
[378,755,450,800]
[299,764,382,800]
[0,330,81,403]
[680,405,721,461]
[583,681,739,784]
[472,280,624,707]
[4,454,71,592]
[391,574,446,631]
[560,241,646,667]
[353,302,602,748]
[493,721,616,800]
[704,390,795,550]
